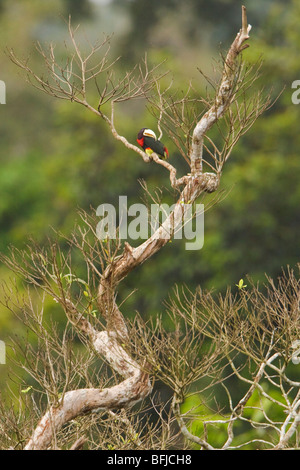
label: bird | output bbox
[136,128,169,159]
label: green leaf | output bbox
[236,278,247,289]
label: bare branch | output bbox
[3,6,277,451]
[190,5,252,175]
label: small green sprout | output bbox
[236,278,247,290]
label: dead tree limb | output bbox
[190,5,252,175]
[5,6,269,450]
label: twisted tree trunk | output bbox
[23,6,252,450]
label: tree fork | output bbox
[20,6,253,450]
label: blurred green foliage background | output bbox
[0,0,300,440]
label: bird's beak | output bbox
[143,129,157,140]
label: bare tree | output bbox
[2,6,296,451]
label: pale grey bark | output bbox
[12,6,261,450]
